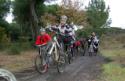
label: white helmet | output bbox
[40,27,45,32]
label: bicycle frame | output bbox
[48,36,61,61]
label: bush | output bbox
[76,28,106,39]
[7,44,21,55]
[19,42,34,50]
[0,27,10,42]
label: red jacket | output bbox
[35,33,51,45]
[75,41,81,47]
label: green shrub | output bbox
[19,42,34,50]
[76,28,106,39]
[7,44,21,55]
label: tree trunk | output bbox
[29,0,39,40]
[29,20,35,41]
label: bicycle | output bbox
[47,27,74,64]
[34,33,66,74]
[63,37,75,64]
[65,44,74,64]
[48,28,74,64]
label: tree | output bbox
[56,0,86,25]
[40,5,59,26]
[41,13,57,27]
[9,23,21,41]
[0,27,9,46]
[0,0,10,19]
[86,0,110,28]
[13,0,55,40]
[13,0,41,40]
[0,0,11,37]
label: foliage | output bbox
[104,27,125,35]
[8,23,21,41]
[99,34,125,81]
[0,0,10,19]
[0,19,10,33]
[100,63,125,81]
[86,0,109,28]
[12,0,30,24]
[12,0,57,40]
[44,5,58,15]
[41,13,57,26]
[6,41,33,55]
[56,0,86,25]
[0,27,9,43]
[7,43,21,55]
[0,26,10,50]
[40,5,59,26]
[76,27,105,39]
[0,0,10,35]
[13,0,45,39]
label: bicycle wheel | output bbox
[66,49,72,64]
[57,50,66,73]
[34,54,45,74]
[0,69,17,81]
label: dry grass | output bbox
[0,50,37,72]
[100,34,125,49]
[98,34,125,81]
[100,34,125,65]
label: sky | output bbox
[105,0,125,29]
[6,0,125,29]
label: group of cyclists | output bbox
[35,15,99,73]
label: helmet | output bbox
[40,27,45,32]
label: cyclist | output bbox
[51,15,75,51]
[35,28,52,73]
[92,32,99,53]
[88,32,99,54]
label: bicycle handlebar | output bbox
[46,27,73,38]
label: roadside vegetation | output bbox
[99,34,125,81]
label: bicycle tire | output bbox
[34,54,45,74]
[57,50,66,73]
[0,69,17,81]
[66,50,72,64]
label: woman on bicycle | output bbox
[35,28,52,73]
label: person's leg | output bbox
[39,47,46,66]
[94,47,98,56]
[45,42,52,65]
[40,46,48,73]
[59,35,65,51]
[70,37,75,57]
[63,37,68,52]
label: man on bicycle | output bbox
[51,15,75,50]
[35,28,52,73]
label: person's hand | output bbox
[36,43,47,47]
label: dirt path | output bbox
[16,55,105,81]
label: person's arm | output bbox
[45,34,52,42]
[51,26,59,32]
[35,36,41,45]
[65,27,72,35]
